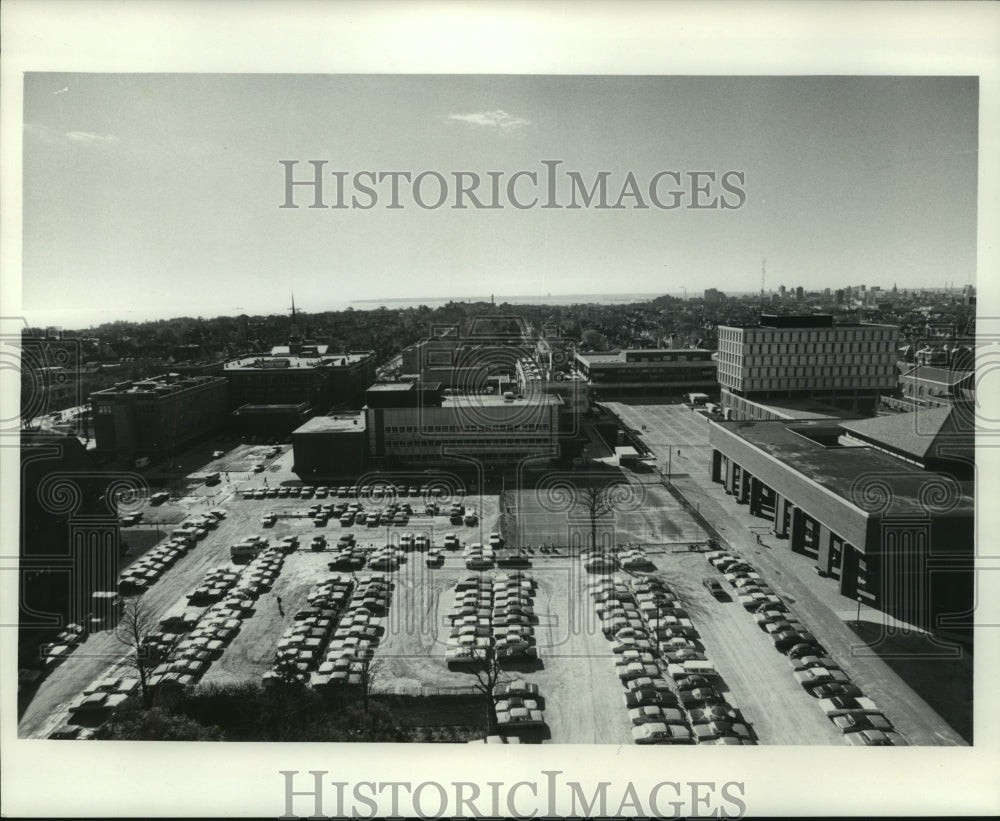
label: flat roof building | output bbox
[400,336,532,390]
[574,348,718,398]
[90,374,228,461]
[231,402,313,438]
[366,388,562,467]
[708,410,972,634]
[224,349,377,412]
[717,315,900,419]
[291,411,368,480]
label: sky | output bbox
[21,74,978,327]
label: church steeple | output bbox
[289,292,303,354]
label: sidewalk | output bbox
[609,402,970,746]
[670,446,970,746]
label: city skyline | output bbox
[21,75,978,329]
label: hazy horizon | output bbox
[22,75,978,329]
[23,281,967,332]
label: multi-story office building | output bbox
[400,337,531,390]
[364,382,561,467]
[717,314,899,419]
[224,349,377,412]
[90,374,228,461]
[574,348,718,398]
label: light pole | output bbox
[855,595,863,626]
[666,447,672,484]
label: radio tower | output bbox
[760,258,766,308]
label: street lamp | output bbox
[855,595,863,625]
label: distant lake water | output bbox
[346,293,670,310]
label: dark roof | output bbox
[838,406,973,463]
[899,365,974,387]
[714,419,973,516]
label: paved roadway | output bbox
[604,402,970,746]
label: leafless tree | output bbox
[576,482,618,551]
[357,654,385,714]
[468,642,507,737]
[114,597,163,709]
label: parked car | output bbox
[631,722,693,745]
[703,578,729,600]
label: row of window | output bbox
[741,377,895,390]
[726,364,894,379]
[625,354,711,363]
[720,352,894,366]
[719,327,896,344]
[387,437,551,447]
[720,341,896,357]
[391,448,551,461]
[384,424,550,433]
[591,370,716,381]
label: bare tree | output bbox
[468,643,506,737]
[576,482,618,551]
[114,597,163,709]
[356,654,385,714]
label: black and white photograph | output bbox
[2,1,999,818]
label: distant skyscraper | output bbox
[795,286,804,302]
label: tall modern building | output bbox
[716,314,899,419]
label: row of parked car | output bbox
[39,622,86,670]
[266,575,354,686]
[118,509,227,595]
[493,678,545,734]
[306,575,395,689]
[445,572,540,668]
[243,482,463,503]
[589,574,754,745]
[580,544,656,574]
[62,674,137,730]
[705,549,907,746]
[143,547,288,690]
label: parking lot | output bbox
[603,402,971,747]
[19,415,970,745]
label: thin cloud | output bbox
[447,110,530,129]
[65,130,119,144]
[24,124,119,145]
